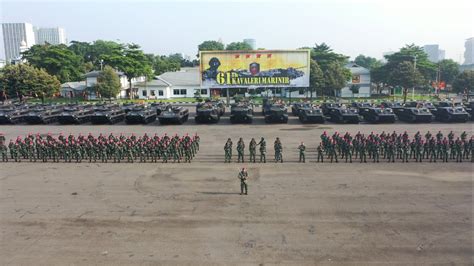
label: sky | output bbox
[1,0,473,62]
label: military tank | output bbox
[380,101,404,115]
[262,99,288,123]
[295,103,325,123]
[158,105,189,124]
[463,101,474,121]
[24,104,64,124]
[230,101,254,123]
[395,105,433,123]
[57,104,94,124]
[195,100,223,123]
[125,105,157,124]
[90,104,125,124]
[121,102,137,114]
[430,102,469,123]
[358,107,396,123]
[321,103,359,124]
[0,104,30,124]
[150,102,167,116]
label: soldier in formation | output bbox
[318,131,473,163]
[225,137,268,163]
[1,132,200,163]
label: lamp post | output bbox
[412,55,417,101]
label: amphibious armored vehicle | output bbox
[57,104,94,124]
[90,104,125,124]
[158,105,189,124]
[125,105,157,124]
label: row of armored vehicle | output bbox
[0,103,190,125]
[1,100,472,125]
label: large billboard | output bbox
[200,50,310,88]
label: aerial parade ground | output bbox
[0,118,472,264]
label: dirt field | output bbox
[0,120,473,264]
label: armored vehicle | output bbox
[195,100,223,123]
[321,103,359,123]
[230,101,254,123]
[350,102,373,110]
[24,104,63,124]
[150,102,167,116]
[358,107,396,123]
[463,101,474,121]
[262,99,288,123]
[295,103,325,123]
[125,105,157,124]
[57,104,94,124]
[380,101,404,115]
[121,103,137,114]
[0,104,30,124]
[395,107,433,123]
[430,102,469,123]
[158,105,189,124]
[90,104,125,124]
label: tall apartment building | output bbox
[34,27,67,45]
[2,22,36,62]
[463,37,474,65]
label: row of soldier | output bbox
[224,137,283,163]
[317,130,472,163]
[223,131,473,163]
[0,132,200,163]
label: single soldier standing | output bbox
[316,143,324,163]
[224,138,233,163]
[258,137,266,163]
[237,137,245,163]
[298,142,306,163]
[238,168,248,195]
[249,138,257,163]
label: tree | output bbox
[438,59,460,85]
[225,42,253,51]
[101,43,153,98]
[95,66,121,100]
[324,61,351,97]
[354,54,383,70]
[387,61,424,103]
[197,40,224,56]
[309,59,324,99]
[452,70,474,94]
[370,65,388,94]
[384,44,436,82]
[0,64,60,102]
[310,43,349,69]
[22,44,84,83]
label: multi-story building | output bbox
[423,44,445,63]
[463,37,474,65]
[1,23,36,62]
[34,27,67,45]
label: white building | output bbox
[2,23,36,62]
[84,70,145,98]
[34,27,67,45]
[136,67,209,100]
[340,63,371,98]
[463,37,474,65]
[60,81,87,98]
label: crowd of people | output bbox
[0,133,200,163]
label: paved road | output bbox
[0,123,472,264]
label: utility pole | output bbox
[412,54,417,101]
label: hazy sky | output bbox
[1,0,473,62]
